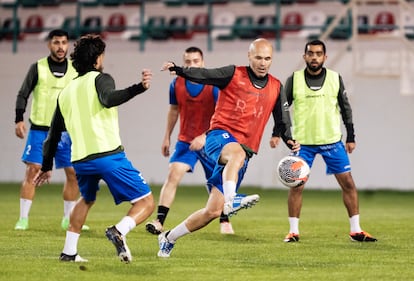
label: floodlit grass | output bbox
[0,183,413,281]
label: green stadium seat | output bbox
[169,16,193,39]
[257,15,279,39]
[233,15,258,39]
[145,16,169,40]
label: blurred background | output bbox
[1,0,413,190]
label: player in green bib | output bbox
[278,40,377,243]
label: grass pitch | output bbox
[0,183,412,281]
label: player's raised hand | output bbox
[161,62,177,75]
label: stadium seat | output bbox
[169,16,193,39]
[38,13,64,40]
[297,10,326,39]
[23,14,44,34]
[282,11,303,35]
[186,0,205,5]
[78,0,100,6]
[1,0,17,8]
[296,0,317,3]
[192,13,208,33]
[162,0,183,6]
[373,11,395,33]
[327,14,352,40]
[250,0,272,5]
[233,15,258,39]
[122,0,142,5]
[1,17,23,40]
[121,12,143,41]
[257,15,279,39]
[82,16,103,36]
[61,16,78,40]
[145,16,169,40]
[106,12,126,33]
[211,11,236,40]
[101,0,121,6]
[357,14,369,34]
[402,10,414,40]
[20,0,39,7]
[39,0,62,6]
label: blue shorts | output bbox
[170,141,215,179]
[21,129,72,169]
[204,129,249,193]
[297,141,351,175]
[73,152,151,204]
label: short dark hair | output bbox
[185,46,203,58]
[47,29,69,40]
[304,39,326,54]
[70,34,106,74]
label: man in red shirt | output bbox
[157,38,299,258]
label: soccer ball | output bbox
[277,155,310,188]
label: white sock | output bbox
[167,221,190,242]
[115,216,136,236]
[349,214,362,233]
[19,198,32,219]
[63,200,76,219]
[223,181,236,202]
[288,217,300,234]
[62,231,80,255]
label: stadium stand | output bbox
[20,0,38,7]
[23,15,43,34]
[163,0,184,6]
[402,10,414,39]
[1,17,23,40]
[357,14,369,34]
[169,16,193,39]
[38,13,64,40]
[61,16,77,40]
[192,13,209,33]
[1,0,413,51]
[121,12,142,41]
[282,11,303,36]
[373,11,395,33]
[257,14,278,39]
[233,15,258,39]
[145,15,170,40]
[211,11,236,40]
[297,10,327,39]
[106,12,127,33]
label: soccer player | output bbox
[145,46,235,236]
[279,39,377,243]
[157,38,299,258]
[33,34,155,263]
[14,29,88,231]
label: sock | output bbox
[62,231,80,256]
[115,216,136,236]
[63,200,76,219]
[19,198,32,219]
[157,205,170,225]
[223,181,236,203]
[219,212,230,223]
[349,214,362,233]
[167,221,190,242]
[288,217,300,234]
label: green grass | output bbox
[0,183,412,281]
